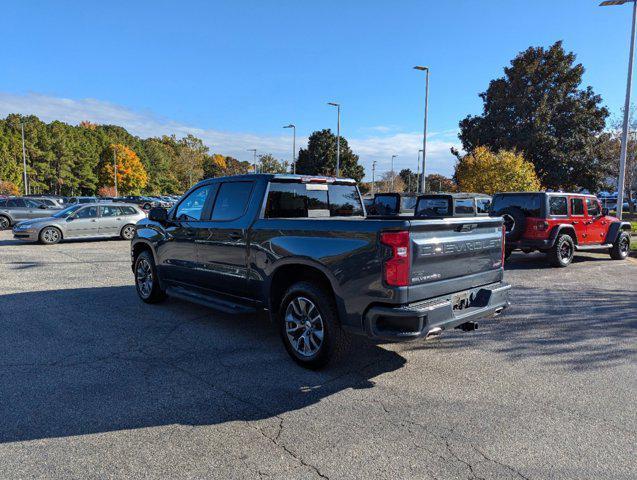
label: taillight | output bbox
[501,224,506,268]
[533,220,549,231]
[380,231,410,286]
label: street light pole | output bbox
[113,147,118,197]
[21,123,28,195]
[601,0,637,219]
[372,160,377,195]
[247,149,257,173]
[391,155,398,191]
[416,149,423,193]
[283,124,296,173]
[328,102,341,176]
[413,66,430,194]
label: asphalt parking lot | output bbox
[0,230,635,480]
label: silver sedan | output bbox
[12,203,146,244]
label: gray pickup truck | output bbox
[131,174,510,368]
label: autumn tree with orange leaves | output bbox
[98,144,148,195]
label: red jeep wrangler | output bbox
[491,192,632,267]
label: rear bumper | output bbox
[363,282,511,341]
[506,238,553,250]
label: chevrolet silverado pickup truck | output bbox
[131,174,510,368]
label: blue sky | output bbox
[1,0,634,179]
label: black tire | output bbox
[504,248,512,261]
[120,224,136,240]
[610,231,630,260]
[547,234,574,268]
[134,250,166,303]
[0,215,10,230]
[143,203,152,210]
[39,226,62,245]
[279,281,351,369]
[497,207,527,242]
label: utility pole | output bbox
[416,149,423,193]
[371,160,377,195]
[391,155,398,191]
[21,123,28,195]
[327,102,341,176]
[113,148,118,197]
[283,124,296,173]
[414,66,430,193]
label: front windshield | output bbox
[52,204,84,218]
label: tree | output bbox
[459,41,609,191]
[454,146,541,195]
[173,134,207,191]
[606,107,637,211]
[0,180,19,195]
[373,171,405,193]
[98,144,148,195]
[258,153,288,173]
[296,129,364,181]
[425,174,456,193]
[97,186,117,197]
[398,169,419,192]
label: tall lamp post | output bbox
[247,149,257,173]
[327,102,341,177]
[600,0,637,219]
[391,155,398,191]
[283,124,296,173]
[416,149,423,193]
[21,122,28,195]
[413,66,430,194]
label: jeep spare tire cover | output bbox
[497,206,526,241]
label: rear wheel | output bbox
[134,251,166,303]
[0,215,10,230]
[610,232,630,260]
[547,234,574,268]
[39,227,62,245]
[120,224,136,240]
[143,202,152,210]
[279,281,351,369]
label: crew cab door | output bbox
[568,197,587,243]
[195,180,255,299]
[584,198,607,244]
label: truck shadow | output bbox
[410,285,637,372]
[0,286,405,444]
[504,251,615,270]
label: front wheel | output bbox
[39,227,62,245]
[134,251,166,303]
[547,234,574,268]
[279,281,351,369]
[0,215,10,230]
[610,232,630,260]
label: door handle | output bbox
[228,232,242,240]
[571,221,579,225]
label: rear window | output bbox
[454,198,475,215]
[373,195,399,215]
[211,182,254,220]
[265,182,363,218]
[492,194,542,217]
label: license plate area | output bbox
[451,291,473,312]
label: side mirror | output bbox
[148,207,168,222]
[602,207,609,216]
[66,215,75,222]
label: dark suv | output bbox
[491,192,632,267]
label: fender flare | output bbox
[547,224,578,247]
[604,221,632,244]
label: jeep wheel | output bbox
[279,281,351,369]
[610,231,630,260]
[548,234,574,268]
[134,251,166,303]
[0,215,10,230]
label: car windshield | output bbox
[52,204,84,218]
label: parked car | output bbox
[491,192,631,267]
[415,193,492,218]
[131,174,510,368]
[27,197,62,209]
[12,203,146,244]
[120,195,168,210]
[0,197,61,230]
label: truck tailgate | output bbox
[407,217,504,298]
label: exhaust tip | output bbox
[494,307,504,317]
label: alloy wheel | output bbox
[122,225,135,239]
[136,258,153,299]
[42,228,60,244]
[0,217,9,230]
[619,236,629,255]
[559,240,572,261]
[285,296,324,357]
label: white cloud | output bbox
[0,92,461,178]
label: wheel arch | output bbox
[604,221,632,244]
[131,240,156,272]
[549,224,578,245]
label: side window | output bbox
[122,206,138,216]
[175,184,214,221]
[549,196,568,216]
[570,198,584,216]
[0,200,6,207]
[7,199,25,208]
[265,182,329,218]
[211,182,254,220]
[101,206,121,217]
[454,198,475,214]
[476,198,491,214]
[586,198,600,216]
[75,206,98,219]
[24,199,41,208]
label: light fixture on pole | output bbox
[600,0,637,219]
[413,65,430,194]
[416,149,423,193]
[391,155,398,191]
[21,122,28,195]
[247,149,258,173]
[283,124,296,173]
[327,102,341,177]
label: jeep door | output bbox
[584,197,607,244]
[155,183,216,285]
[195,180,255,300]
[568,197,587,242]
